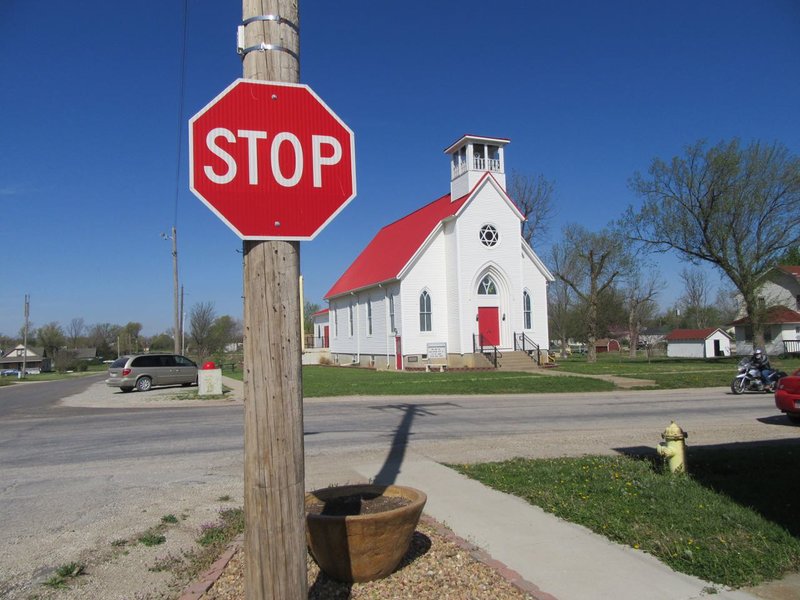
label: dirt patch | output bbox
[198,519,538,599]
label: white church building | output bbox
[324,135,554,369]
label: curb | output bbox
[177,535,243,600]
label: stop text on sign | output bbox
[203,129,343,188]
[188,79,356,240]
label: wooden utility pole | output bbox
[171,226,181,355]
[21,294,30,379]
[240,1,306,599]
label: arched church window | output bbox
[478,275,497,295]
[419,291,432,332]
[479,224,499,247]
[523,290,532,329]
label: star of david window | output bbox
[479,224,499,247]
[478,275,497,295]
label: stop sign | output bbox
[189,79,356,240]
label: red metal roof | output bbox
[729,305,800,325]
[325,192,468,299]
[776,265,800,278]
[310,308,329,318]
[665,328,721,341]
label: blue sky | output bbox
[1,1,798,337]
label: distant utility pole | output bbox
[21,294,30,379]
[180,285,185,355]
[240,2,305,600]
[162,227,181,354]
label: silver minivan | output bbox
[106,353,198,392]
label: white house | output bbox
[731,265,800,355]
[665,328,732,358]
[310,308,330,348]
[324,135,554,369]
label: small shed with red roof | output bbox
[324,135,554,369]
[665,328,731,358]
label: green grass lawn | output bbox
[556,353,800,388]
[222,353,800,395]
[452,441,800,588]
[225,366,615,396]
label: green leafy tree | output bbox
[624,138,800,349]
[210,315,240,353]
[303,301,321,335]
[148,332,174,351]
[37,322,65,356]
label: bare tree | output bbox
[547,277,576,358]
[624,138,800,349]
[66,317,85,349]
[623,271,663,358]
[189,301,217,360]
[508,170,555,249]
[678,268,712,328]
[551,224,634,363]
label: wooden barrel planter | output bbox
[305,484,427,583]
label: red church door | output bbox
[323,326,329,348]
[478,307,500,346]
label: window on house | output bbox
[478,275,497,295]
[348,304,354,336]
[367,299,373,335]
[333,311,338,337]
[389,295,396,333]
[523,291,532,329]
[419,291,432,332]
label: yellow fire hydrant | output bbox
[657,421,688,474]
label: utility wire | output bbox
[173,0,190,228]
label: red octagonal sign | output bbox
[189,79,356,240]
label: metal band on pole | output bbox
[242,14,299,32]
[238,42,299,61]
[237,15,300,60]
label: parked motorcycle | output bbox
[730,358,786,394]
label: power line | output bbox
[173,0,190,228]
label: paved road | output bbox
[1,378,798,597]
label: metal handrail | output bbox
[514,332,541,365]
[473,334,501,367]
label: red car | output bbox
[775,370,800,423]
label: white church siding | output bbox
[454,178,525,351]
[400,228,450,358]
[521,244,551,350]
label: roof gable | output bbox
[665,328,729,341]
[730,305,800,325]
[325,173,530,299]
[325,193,467,298]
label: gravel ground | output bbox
[201,518,537,600]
